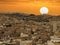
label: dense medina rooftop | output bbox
[0,13,60,45]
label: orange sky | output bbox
[0,0,60,15]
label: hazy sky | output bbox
[0,0,60,16]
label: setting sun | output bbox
[40,7,48,15]
[0,0,60,16]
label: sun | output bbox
[40,7,48,15]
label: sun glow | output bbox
[40,7,48,15]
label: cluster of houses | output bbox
[0,13,59,45]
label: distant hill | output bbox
[0,12,60,22]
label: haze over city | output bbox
[0,0,60,16]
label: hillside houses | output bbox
[0,13,60,45]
